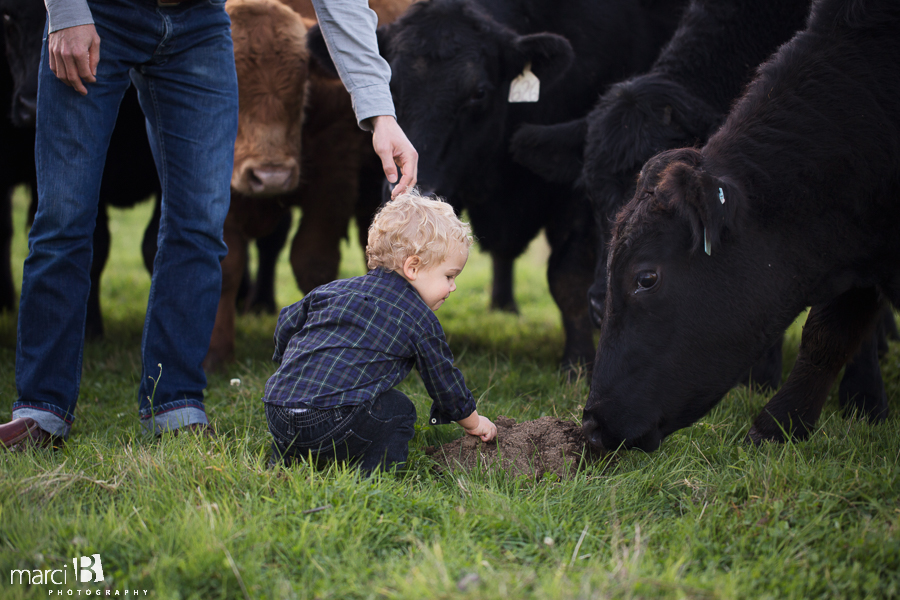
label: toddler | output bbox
[263,189,497,472]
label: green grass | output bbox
[1,187,899,599]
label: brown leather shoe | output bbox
[0,417,62,451]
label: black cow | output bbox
[311,0,686,370]
[1,0,161,338]
[0,2,38,312]
[1,0,40,126]
[511,0,812,328]
[582,0,900,452]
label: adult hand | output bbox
[48,24,101,96]
[370,115,418,199]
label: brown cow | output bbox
[206,0,414,370]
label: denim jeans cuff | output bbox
[140,402,208,434]
[11,406,72,438]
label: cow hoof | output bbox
[490,300,519,314]
[560,359,591,383]
[745,426,794,445]
[245,297,277,315]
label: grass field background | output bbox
[1,187,899,599]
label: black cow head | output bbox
[511,73,721,327]
[0,0,44,126]
[582,147,785,452]
[374,0,573,201]
[581,75,720,325]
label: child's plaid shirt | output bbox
[262,267,477,425]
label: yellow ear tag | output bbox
[508,62,540,103]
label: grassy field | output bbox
[1,187,899,600]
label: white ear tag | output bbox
[508,62,540,103]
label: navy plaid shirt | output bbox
[262,268,477,425]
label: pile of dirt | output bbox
[425,416,595,480]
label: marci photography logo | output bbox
[8,554,148,596]
[75,554,104,584]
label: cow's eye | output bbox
[468,86,487,103]
[634,270,658,292]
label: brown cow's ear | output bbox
[507,32,574,87]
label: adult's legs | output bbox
[127,0,238,433]
[12,21,133,438]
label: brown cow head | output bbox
[228,0,309,197]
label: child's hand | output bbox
[463,415,497,442]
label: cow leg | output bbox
[546,207,597,373]
[205,215,246,371]
[837,328,888,421]
[878,306,899,354]
[354,152,387,258]
[747,287,883,444]
[246,212,292,314]
[0,187,15,312]
[490,254,518,313]
[587,225,610,329]
[85,204,110,340]
[141,196,161,275]
[290,201,349,294]
[236,258,252,311]
[738,334,783,391]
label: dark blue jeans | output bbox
[13,0,238,437]
[266,389,418,473]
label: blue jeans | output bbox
[266,389,418,473]
[12,0,238,437]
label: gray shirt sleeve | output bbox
[44,0,94,33]
[309,0,396,130]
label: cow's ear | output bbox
[657,151,739,256]
[510,118,586,183]
[692,175,735,256]
[306,24,340,79]
[509,32,574,86]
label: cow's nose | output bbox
[581,414,606,452]
[13,96,36,126]
[248,167,293,195]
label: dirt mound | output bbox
[425,416,595,479]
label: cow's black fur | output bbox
[512,0,812,327]
[1,0,41,126]
[0,1,162,338]
[0,6,37,313]
[311,0,686,369]
[583,0,900,452]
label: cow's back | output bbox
[707,0,900,225]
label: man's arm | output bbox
[43,0,99,95]
[308,0,417,198]
[45,0,93,32]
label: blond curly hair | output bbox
[366,188,473,272]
